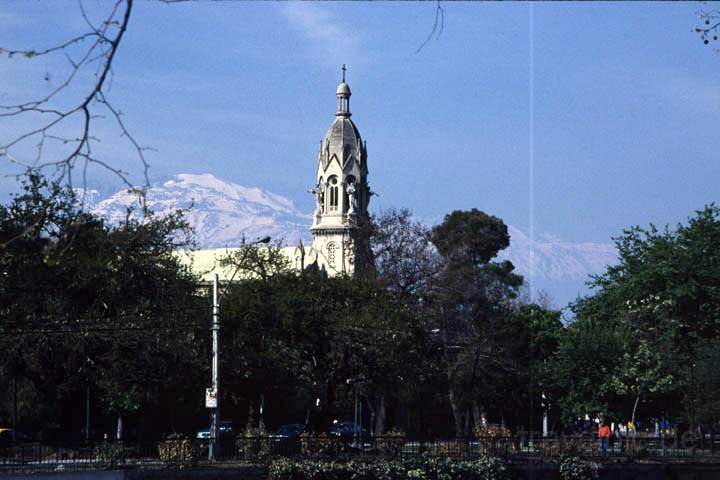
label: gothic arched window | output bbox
[328,176,339,212]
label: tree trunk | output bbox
[365,395,375,435]
[259,393,265,431]
[116,414,123,440]
[689,362,697,435]
[13,374,17,443]
[631,394,641,437]
[247,401,256,429]
[529,368,535,434]
[314,381,336,433]
[463,407,471,437]
[374,395,387,435]
[448,388,464,437]
[472,401,482,432]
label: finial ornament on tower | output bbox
[341,64,347,82]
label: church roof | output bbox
[176,247,299,284]
[324,116,362,151]
[318,75,365,168]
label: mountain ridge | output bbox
[90,173,616,306]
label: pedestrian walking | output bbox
[598,420,611,457]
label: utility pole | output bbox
[542,393,548,438]
[209,273,220,461]
[353,391,359,447]
[13,373,17,443]
[205,236,270,461]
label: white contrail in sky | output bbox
[528,2,536,301]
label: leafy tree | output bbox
[425,209,523,436]
[556,205,720,431]
[371,208,439,301]
[217,237,428,435]
[695,338,720,427]
[551,310,627,426]
[430,209,512,267]
[0,173,205,438]
[503,304,563,433]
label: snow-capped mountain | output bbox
[90,173,616,306]
[91,173,312,247]
[502,226,616,282]
[501,226,616,305]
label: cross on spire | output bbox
[341,64,347,82]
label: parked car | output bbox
[269,423,306,455]
[196,420,234,440]
[330,422,365,438]
[271,424,306,440]
[329,422,368,451]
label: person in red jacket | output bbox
[598,421,612,457]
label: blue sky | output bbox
[1,1,718,247]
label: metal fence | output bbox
[0,440,164,474]
[2,434,720,474]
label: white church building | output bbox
[184,74,373,280]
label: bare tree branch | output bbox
[695,8,720,52]
[0,0,146,193]
[416,0,444,54]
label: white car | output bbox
[196,421,234,439]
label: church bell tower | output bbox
[309,68,372,276]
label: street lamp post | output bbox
[346,376,366,447]
[208,236,270,462]
[209,274,220,461]
[543,408,548,438]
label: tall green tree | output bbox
[217,237,428,435]
[0,173,205,438]
[426,209,523,436]
[503,304,563,433]
[556,205,720,430]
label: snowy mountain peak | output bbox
[167,173,298,215]
[92,173,311,247]
[503,225,616,282]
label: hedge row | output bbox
[268,456,600,480]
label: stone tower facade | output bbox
[308,76,372,276]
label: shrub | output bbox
[624,438,648,458]
[424,439,470,458]
[158,433,198,466]
[558,456,600,480]
[455,457,511,480]
[375,430,407,457]
[473,424,516,457]
[474,424,512,439]
[93,441,124,464]
[268,456,511,480]
[299,432,343,457]
[237,426,270,461]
